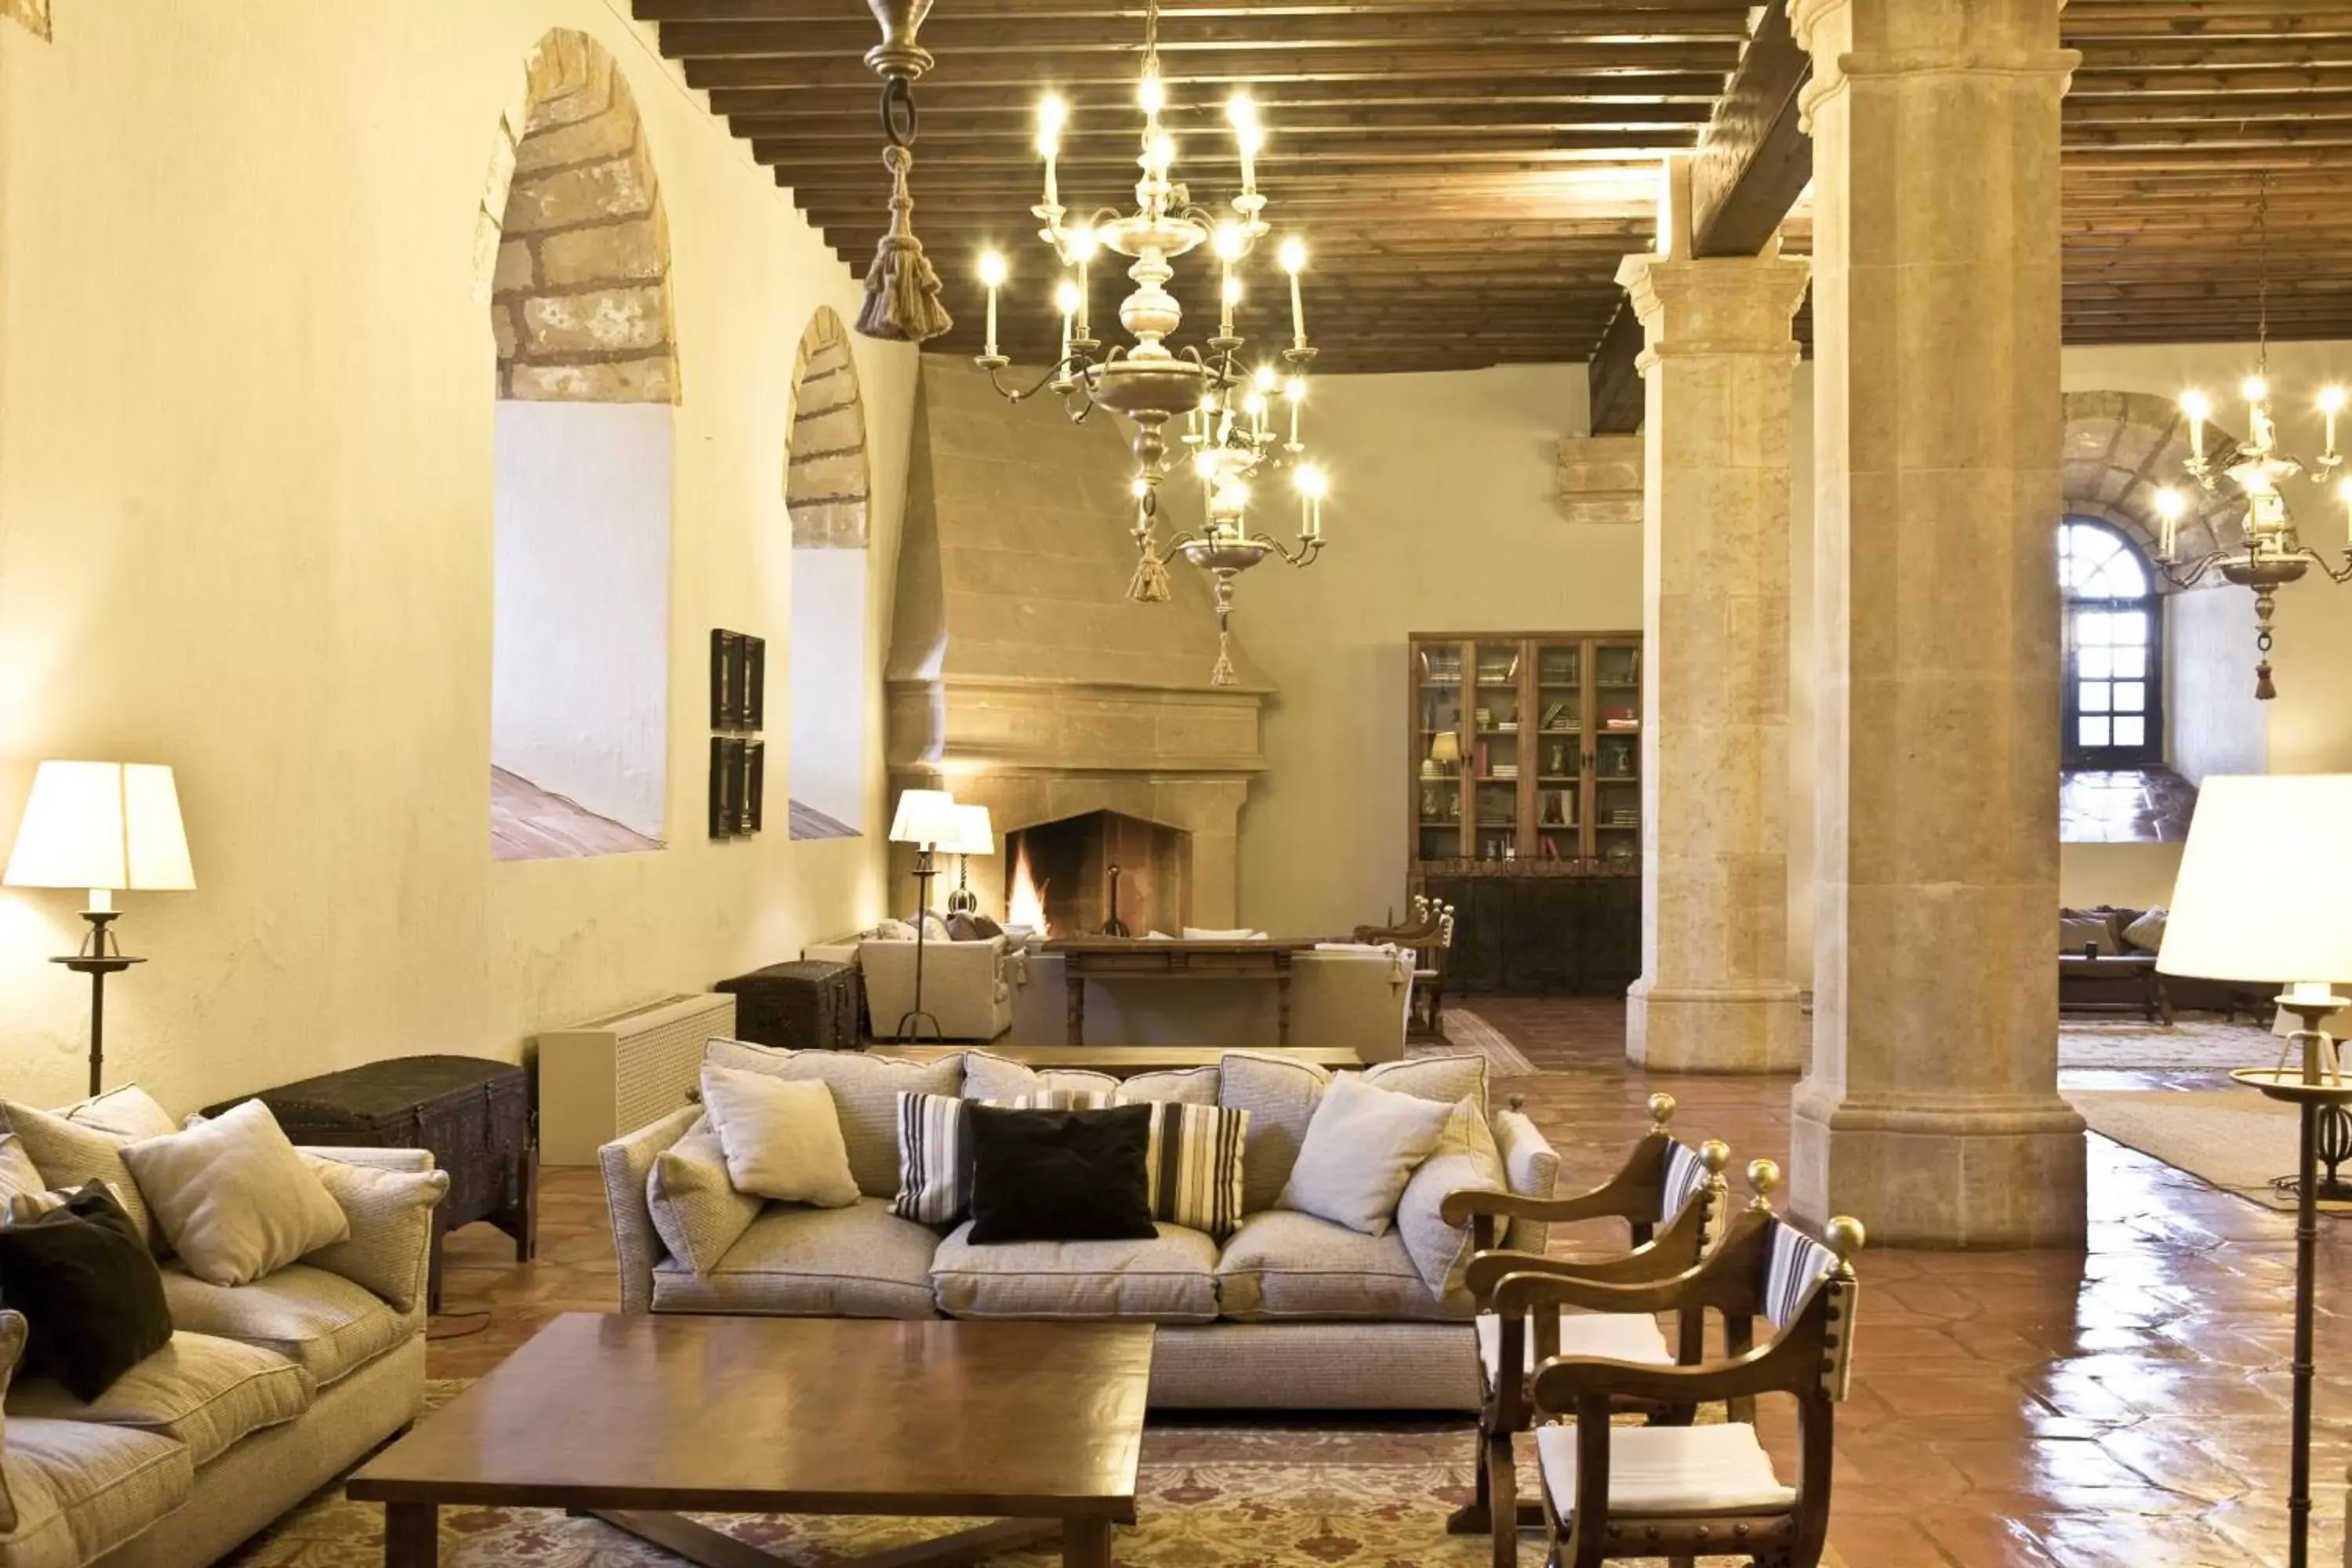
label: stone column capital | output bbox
[1613,251,1811,366]
[1790,0,2081,130]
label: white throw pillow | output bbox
[1276,1074,1454,1237]
[1396,1097,1508,1298]
[299,1155,450,1312]
[647,1131,762,1274]
[119,1101,350,1287]
[698,1065,860,1207]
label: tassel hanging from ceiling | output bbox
[856,2,953,344]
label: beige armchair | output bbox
[859,933,1011,1041]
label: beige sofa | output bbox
[601,1043,1556,1412]
[806,931,1012,1042]
[2,1146,435,1568]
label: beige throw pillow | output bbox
[62,1084,181,1141]
[1277,1074,1454,1237]
[2,1100,158,1246]
[1395,1097,1508,1299]
[647,1131,763,1274]
[299,1154,449,1312]
[119,1101,350,1287]
[698,1065,860,1208]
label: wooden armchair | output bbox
[1353,896,1455,1038]
[1507,1161,1865,1568]
[1439,1093,1731,1566]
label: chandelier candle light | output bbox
[2153,373,2352,699]
[969,0,1330,687]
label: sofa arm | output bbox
[1491,1105,1563,1255]
[299,1145,436,1174]
[598,1105,703,1314]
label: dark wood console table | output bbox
[1045,937,1319,1045]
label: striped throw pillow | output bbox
[893,1092,1249,1238]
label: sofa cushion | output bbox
[1116,1067,1221,1107]
[160,1264,412,1391]
[703,1040,962,1198]
[299,1154,449,1313]
[0,1419,191,1568]
[699,1065,860,1208]
[1535,1421,1795,1515]
[1492,1108,1562,1254]
[0,1103,157,1247]
[2123,906,2168,953]
[652,1198,938,1319]
[120,1100,351,1288]
[7,1331,311,1467]
[2060,909,2124,955]
[1396,1097,1508,1296]
[647,1131,762,1276]
[1277,1076,1453,1238]
[1219,1052,1491,1216]
[0,1184,175,1403]
[1213,1209,1468,1323]
[1474,1310,1671,1390]
[1363,1054,1490,1109]
[961,1052,1120,1103]
[56,1087,180,1142]
[931,1221,1218,1322]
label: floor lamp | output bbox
[939,803,994,916]
[4,762,197,1098]
[887,788,959,1042]
[2158,772,2352,1568]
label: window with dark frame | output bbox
[2059,517,2163,768]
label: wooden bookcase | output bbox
[1409,631,1643,872]
[1408,630,1644,996]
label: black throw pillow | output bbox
[0,1181,173,1400]
[967,1105,1156,1244]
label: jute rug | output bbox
[228,1390,1844,1566]
[2057,1016,2277,1072]
[2065,1087,2352,1213]
[1425,1009,1538,1077]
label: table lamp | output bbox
[886,787,960,1041]
[938,802,994,916]
[4,761,196,1095]
[2158,771,2352,1568]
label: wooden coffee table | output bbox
[347,1314,1153,1567]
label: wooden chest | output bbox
[714,960,861,1051]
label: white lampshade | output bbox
[887,788,960,848]
[938,803,995,858]
[2159,774,2352,986]
[4,761,194,896]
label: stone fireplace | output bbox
[886,358,1267,927]
[1006,811,1192,936]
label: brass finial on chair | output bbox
[1699,1138,1732,1178]
[1745,1158,1781,1212]
[1646,1092,1677,1133]
[1825,1214,1867,1272]
[1507,1093,1526,1114]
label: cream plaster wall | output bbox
[1232,365,1642,935]
[0,2,916,1109]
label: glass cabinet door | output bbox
[1532,640,1582,862]
[1471,640,1523,862]
[1414,640,1466,864]
[1591,638,1642,866]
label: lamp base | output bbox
[52,920,145,1099]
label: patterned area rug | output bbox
[2057,1017,2277,1071]
[229,1392,1843,1566]
[1423,1009,1538,1077]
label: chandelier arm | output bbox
[2313,548,2352,586]
[2155,552,2228,592]
[982,356,1095,405]
[1243,535,1323,568]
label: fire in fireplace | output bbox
[1003,811,1192,937]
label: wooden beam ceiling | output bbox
[642,0,2352,377]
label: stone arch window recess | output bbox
[786,307,871,840]
[2062,390,2243,567]
[483,30,678,862]
[2059,517,2163,768]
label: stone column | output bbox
[1789,0,2086,1244]
[1620,160,1811,1074]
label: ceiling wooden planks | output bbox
[642,0,2352,373]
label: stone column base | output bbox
[1627,980,1806,1073]
[1790,1081,2088,1247]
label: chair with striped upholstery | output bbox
[1505,1160,1864,1568]
[1439,1093,1732,1567]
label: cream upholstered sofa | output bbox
[600,1041,1558,1411]
[0,1145,437,1568]
[806,929,1013,1042]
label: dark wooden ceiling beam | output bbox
[753,138,1696,169]
[704,76,1733,117]
[1587,299,1646,434]
[1688,0,1810,257]
[731,104,1716,142]
[682,45,1737,93]
[641,0,1752,18]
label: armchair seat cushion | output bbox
[1474,1309,1670,1389]
[159,1264,412,1392]
[6,1331,312,1467]
[1535,1421,1797,1516]
[652,1198,938,1320]
[931,1221,1218,1322]
[1213,1210,1468,1322]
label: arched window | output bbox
[2059,518,2161,767]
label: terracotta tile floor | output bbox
[434,998,2343,1566]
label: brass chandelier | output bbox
[968,0,1328,687]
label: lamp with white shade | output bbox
[885,787,960,1041]
[938,803,994,916]
[2158,771,2352,1568]
[4,761,196,1095]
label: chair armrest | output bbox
[597,1104,702,1314]
[1532,1339,1793,1412]
[299,1146,436,1174]
[1464,1237,1703,1301]
[1441,1183,1645,1229]
[1492,1265,1708,1319]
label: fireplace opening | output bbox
[1004,811,1192,937]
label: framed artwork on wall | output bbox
[742,636,766,731]
[709,628,765,837]
[710,630,743,730]
[742,741,764,834]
